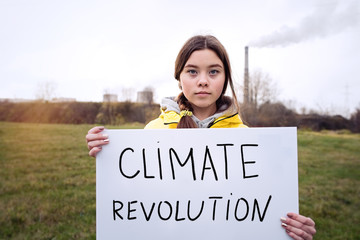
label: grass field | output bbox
[0,122,359,239]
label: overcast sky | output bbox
[1,0,359,116]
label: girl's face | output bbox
[179,49,225,119]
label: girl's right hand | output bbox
[85,126,109,157]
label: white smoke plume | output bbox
[248,1,360,47]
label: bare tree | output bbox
[35,81,57,102]
[120,87,135,102]
[248,69,278,108]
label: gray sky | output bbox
[1,0,359,116]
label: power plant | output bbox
[243,46,250,104]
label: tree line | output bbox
[0,100,359,133]
[241,102,360,133]
[0,101,159,125]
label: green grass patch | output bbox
[0,123,359,239]
[297,130,360,239]
[0,122,144,239]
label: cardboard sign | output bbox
[96,127,298,239]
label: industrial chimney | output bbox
[243,46,250,104]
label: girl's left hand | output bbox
[281,212,316,240]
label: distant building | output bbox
[103,94,118,103]
[0,97,76,103]
[0,98,34,103]
[137,90,153,104]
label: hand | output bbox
[85,126,109,157]
[281,213,316,240]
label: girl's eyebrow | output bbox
[209,64,223,68]
[184,64,198,69]
[184,64,223,68]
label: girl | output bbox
[86,35,316,239]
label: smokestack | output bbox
[243,46,249,104]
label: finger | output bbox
[86,126,108,143]
[87,139,109,150]
[282,214,316,239]
[86,133,109,143]
[89,146,102,157]
[286,213,316,235]
[286,218,316,236]
[282,222,313,240]
[88,126,105,134]
[287,213,315,227]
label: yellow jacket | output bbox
[145,97,247,129]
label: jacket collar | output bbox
[160,97,243,128]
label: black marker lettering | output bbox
[240,144,259,179]
[217,144,234,180]
[169,148,196,180]
[252,195,272,222]
[209,196,223,220]
[226,193,233,220]
[113,200,124,220]
[142,148,154,179]
[201,146,218,180]
[127,200,137,220]
[158,201,172,220]
[234,198,249,221]
[140,202,156,221]
[119,148,139,179]
[175,201,185,221]
[157,148,163,180]
[187,200,205,221]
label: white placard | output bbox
[96,127,298,239]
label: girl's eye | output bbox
[188,70,197,75]
[209,70,219,75]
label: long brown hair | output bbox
[174,35,240,128]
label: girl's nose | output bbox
[198,73,209,87]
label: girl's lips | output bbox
[195,91,210,95]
